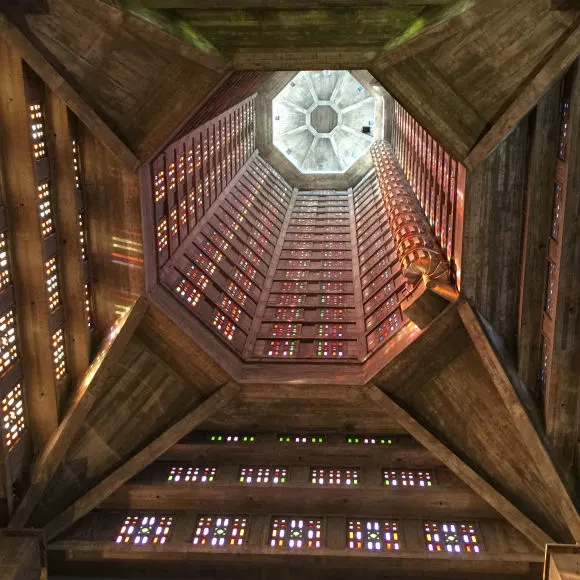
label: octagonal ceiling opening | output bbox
[272,70,378,174]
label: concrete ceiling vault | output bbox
[2,0,577,170]
[7,297,579,555]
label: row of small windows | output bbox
[2,92,92,461]
[538,83,572,395]
[166,466,432,488]
[115,514,481,553]
[1,384,25,450]
[168,156,290,355]
[203,433,394,445]
[154,101,257,263]
[264,340,347,358]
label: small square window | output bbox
[269,517,322,549]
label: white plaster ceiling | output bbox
[272,71,377,174]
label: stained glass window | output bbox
[232,268,253,292]
[271,323,299,337]
[320,281,343,292]
[51,327,66,381]
[316,341,344,358]
[44,256,61,311]
[346,435,392,445]
[551,183,562,240]
[1,384,24,450]
[318,309,344,321]
[269,518,322,549]
[281,281,307,292]
[545,260,556,316]
[192,516,248,547]
[209,433,255,443]
[201,240,223,263]
[320,295,344,306]
[37,183,54,238]
[195,252,217,276]
[276,294,305,306]
[216,220,235,241]
[317,324,343,338]
[367,311,401,350]
[208,230,229,251]
[212,310,235,341]
[168,162,176,191]
[558,100,570,160]
[247,237,265,256]
[239,467,287,484]
[539,334,550,391]
[226,281,248,306]
[283,270,307,279]
[0,309,18,375]
[311,468,358,486]
[169,207,178,239]
[167,466,216,483]
[424,522,481,554]
[115,515,173,545]
[156,218,168,252]
[279,434,323,444]
[384,470,433,487]
[29,103,46,159]
[185,266,210,291]
[219,295,242,323]
[0,232,10,290]
[275,308,304,321]
[265,340,298,357]
[78,211,88,262]
[348,520,400,551]
[175,279,201,309]
[237,257,257,280]
[243,247,261,267]
[154,170,166,203]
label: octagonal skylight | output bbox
[272,71,377,174]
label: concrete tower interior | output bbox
[0,2,579,579]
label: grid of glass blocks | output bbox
[175,279,201,310]
[239,467,287,484]
[115,515,173,545]
[84,282,93,328]
[311,468,358,486]
[212,310,235,341]
[209,433,255,443]
[0,232,11,290]
[0,308,18,375]
[78,211,88,262]
[44,256,61,311]
[269,518,322,549]
[51,327,66,381]
[424,522,481,554]
[29,104,46,159]
[545,260,556,315]
[279,434,323,444]
[383,470,433,487]
[265,340,298,357]
[72,139,81,190]
[37,183,54,237]
[346,435,393,445]
[347,520,400,551]
[1,384,25,450]
[167,466,216,483]
[316,340,344,357]
[192,516,248,547]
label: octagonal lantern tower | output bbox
[272,71,377,174]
